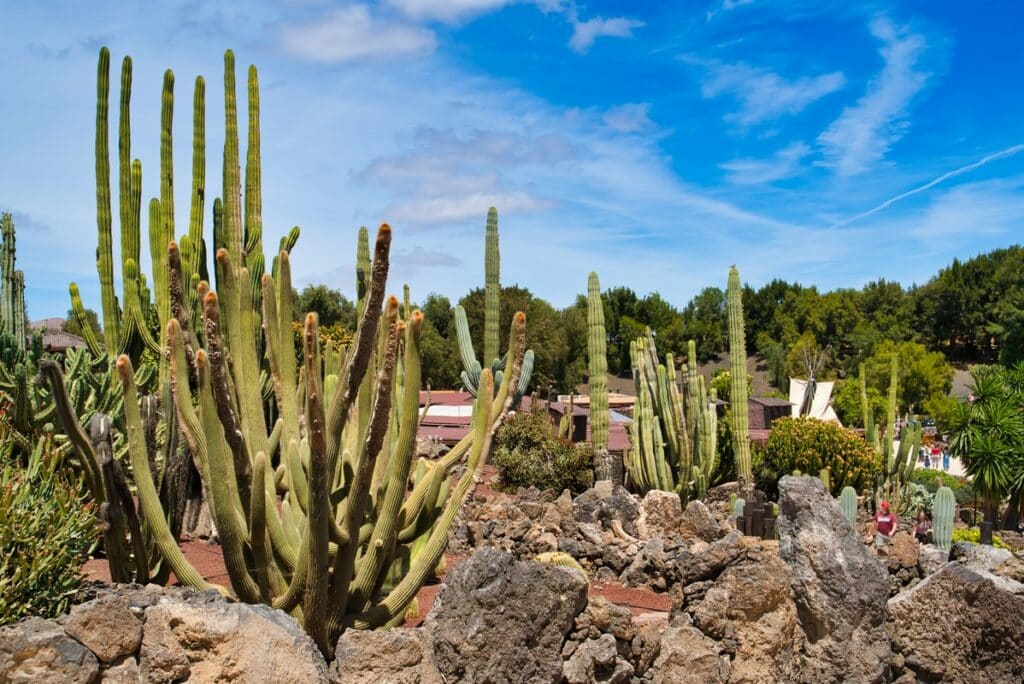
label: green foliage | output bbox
[758,417,881,498]
[862,340,954,414]
[909,468,975,505]
[922,394,959,435]
[0,457,95,625]
[710,369,753,404]
[293,284,357,329]
[951,527,1009,550]
[492,403,593,494]
[62,307,103,340]
[832,377,886,429]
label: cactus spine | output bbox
[727,266,752,495]
[840,486,858,525]
[588,272,617,483]
[454,207,534,401]
[933,485,955,551]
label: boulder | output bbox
[573,484,640,536]
[679,499,724,542]
[675,530,746,585]
[562,634,634,684]
[331,628,441,684]
[140,591,328,683]
[776,476,891,683]
[650,615,730,683]
[888,562,1024,682]
[917,544,949,577]
[888,531,919,570]
[580,595,636,641]
[950,540,1012,572]
[636,490,683,540]
[0,617,99,683]
[63,594,143,663]
[993,554,1024,583]
[426,547,588,683]
[100,655,141,683]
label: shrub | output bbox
[910,468,976,505]
[951,527,1009,550]
[0,459,95,625]
[757,416,881,497]
[492,404,593,494]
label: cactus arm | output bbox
[453,305,481,395]
[243,65,263,290]
[588,271,612,478]
[115,354,219,593]
[95,48,120,355]
[249,451,272,602]
[187,76,206,314]
[350,369,494,630]
[68,283,106,356]
[727,266,752,495]
[483,207,500,365]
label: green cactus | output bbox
[727,266,752,496]
[819,467,831,493]
[933,485,955,552]
[732,497,746,519]
[0,213,27,352]
[533,551,588,580]
[625,332,717,500]
[840,486,858,525]
[872,355,920,514]
[454,207,534,402]
[588,271,617,483]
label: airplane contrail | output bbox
[832,143,1024,228]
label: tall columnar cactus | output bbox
[588,272,617,483]
[840,486,858,525]
[625,332,717,500]
[873,355,920,514]
[933,485,955,552]
[47,47,525,654]
[454,207,533,401]
[727,266,752,495]
[0,213,27,351]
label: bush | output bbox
[492,404,593,494]
[0,459,95,625]
[952,527,1009,550]
[757,417,881,498]
[910,468,975,505]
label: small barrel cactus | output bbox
[840,486,858,526]
[933,486,955,552]
[732,497,746,519]
[533,551,588,580]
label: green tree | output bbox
[863,340,953,414]
[62,307,102,340]
[294,284,356,329]
[681,287,726,361]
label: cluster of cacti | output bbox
[0,213,27,352]
[933,485,955,551]
[840,485,858,525]
[587,272,619,483]
[43,48,526,655]
[727,266,753,496]
[626,333,718,500]
[872,355,920,514]
[454,207,533,401]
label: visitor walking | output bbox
[874,501,898,549]
[914,509,931,544]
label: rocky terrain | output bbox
[3,476,1023,682]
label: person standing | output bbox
[874,500,898,548]
[914,509,932,543]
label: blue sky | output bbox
[2,0,1023,319]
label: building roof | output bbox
[749,397,794,407]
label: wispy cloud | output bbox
[721,141,810,185]
[386,192,554,224]
[834,144,1024,227]
[602,103,655,133]
[817,16,930,176]
[279,5,436,63]
[906,178,1024,239]
[386,0,513,23]
[698,61,846,126]
[569,16,643,53]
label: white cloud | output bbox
[569,16,643,53]
[817,17,929,176]
[721,142,810,185]
[279,5,436,63]
[386,192,554,224]
[386,0,513,23]
[700,61,846,126]
[907,179,1024,239]
[602,103,655,133]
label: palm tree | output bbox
[948,368,1024,529]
